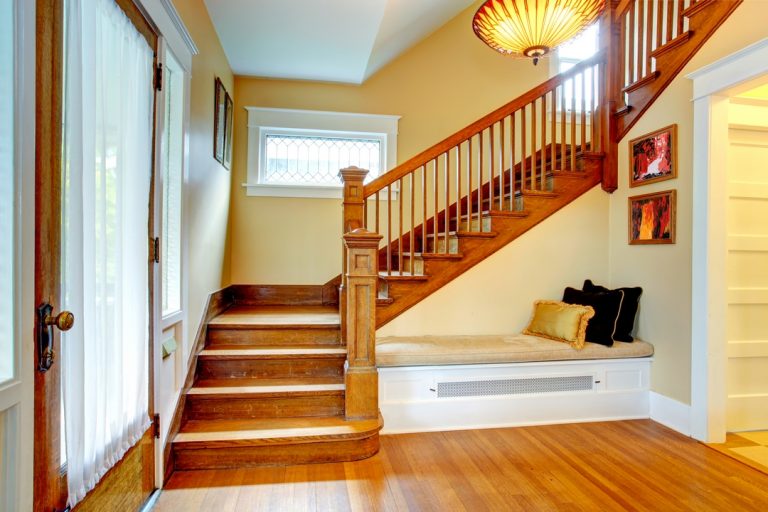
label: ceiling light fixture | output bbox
[473,0,605,65]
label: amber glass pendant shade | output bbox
[473,0,605,64]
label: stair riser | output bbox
[401,257,424,275]
[207,327,341,346]
[425,236,459,253]
[197,358,345,380]
[184,394,344,420]
[458,216,492,232]
[173,434,379,470]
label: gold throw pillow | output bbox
[523,300,595,350]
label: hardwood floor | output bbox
[154,420,768,511]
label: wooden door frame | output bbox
[33,0,160,509]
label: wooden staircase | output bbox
[166,0,741,476]
[170,297,382,471]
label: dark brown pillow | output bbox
[562,287,624,347]
[583,280,642,342]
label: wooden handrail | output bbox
[615,0,634,18]
[362,51,607,197]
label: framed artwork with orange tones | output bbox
[629,124,677,187]
[628,189,676,245]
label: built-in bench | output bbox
[376,334,654,434]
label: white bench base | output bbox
[378,357,652,434]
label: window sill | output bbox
[242,183,399,200]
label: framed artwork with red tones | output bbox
[628,190,676,245]
[629,124,677,187]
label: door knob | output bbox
[45,310,75,331]
[37,303,75,372]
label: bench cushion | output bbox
[376,334,654,367]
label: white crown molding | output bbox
[159,0,198,56]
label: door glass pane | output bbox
[0,0,15,384]
[161,51,184,317]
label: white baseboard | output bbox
[649,391,691,436]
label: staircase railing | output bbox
[345,52,606,274]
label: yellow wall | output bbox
[228,1,547,284]
[609,0,768,405]
[174,0,233,351]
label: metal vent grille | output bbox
[436,375,593,398]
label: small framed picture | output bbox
[223,91,233,170]
[213,77,226,165]
[628,124,677,187]
[628,189,676,245]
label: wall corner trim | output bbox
[650,391,692,437]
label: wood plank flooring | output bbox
[154,420,768,511]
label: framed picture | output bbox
[213,77,226,165]
[223,91,233,170]
[629,189,676,245]
[628,124,677,187]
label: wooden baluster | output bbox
[510,111,516,209]
[444,151,450,239]
[620,11,628,90]
[489,124,495,214]
[677,0,685,37]
[521,107,527,190]
[636,0,645,80]
[592,66,598,151]
[343,228,382,420]
[364,197,368,230]
[433,159,438,250]
[560,85,566,170]
[551,89,556,173]
[410,172,415,271]
[531,101,537,190]
[457,143,462,226]
[467,137,473,226]
[628,2,635,84]
[646,0,654,76]
[500,120,506,211]
[540,95,546,190]
[387,185,392,276]
[570,78,576,172]
[478,130,484,228]
[375,191,380,234]
[666,0,674,43]
[656,0,664,50]
[398,177,403,275]
[421,165,427,253]
[581,72,587,152]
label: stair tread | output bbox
[209,305,340,328]
[194,377,344,388]
[175,416,382,444]
[199,346,347,358]
[187,382,345,396]
[378,271,429,280]
[396,252,464,259]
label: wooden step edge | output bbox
[187,383,346,398]
[486,209,530,218]
[615,105,633,117]
[173,416,383,448]
[207,322,340,331]
[376,296,395,306]
[650,31,693,60]
[521,189,558,198]
[682,0,714,18]
[621,70,661,95]
[419,252,465,260]
[377,272,430,281]
[455,230,498,239]
[198,347,347,359]
[550,171,589,180]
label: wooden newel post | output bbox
[599,0,621,193]
[338,167,369,346]
[343,228,382,420]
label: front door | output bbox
[35,0,159,509]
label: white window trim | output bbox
[243,107,400,199]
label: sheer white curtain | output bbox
[61,0,154,506]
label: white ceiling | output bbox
[203,0,477,84]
